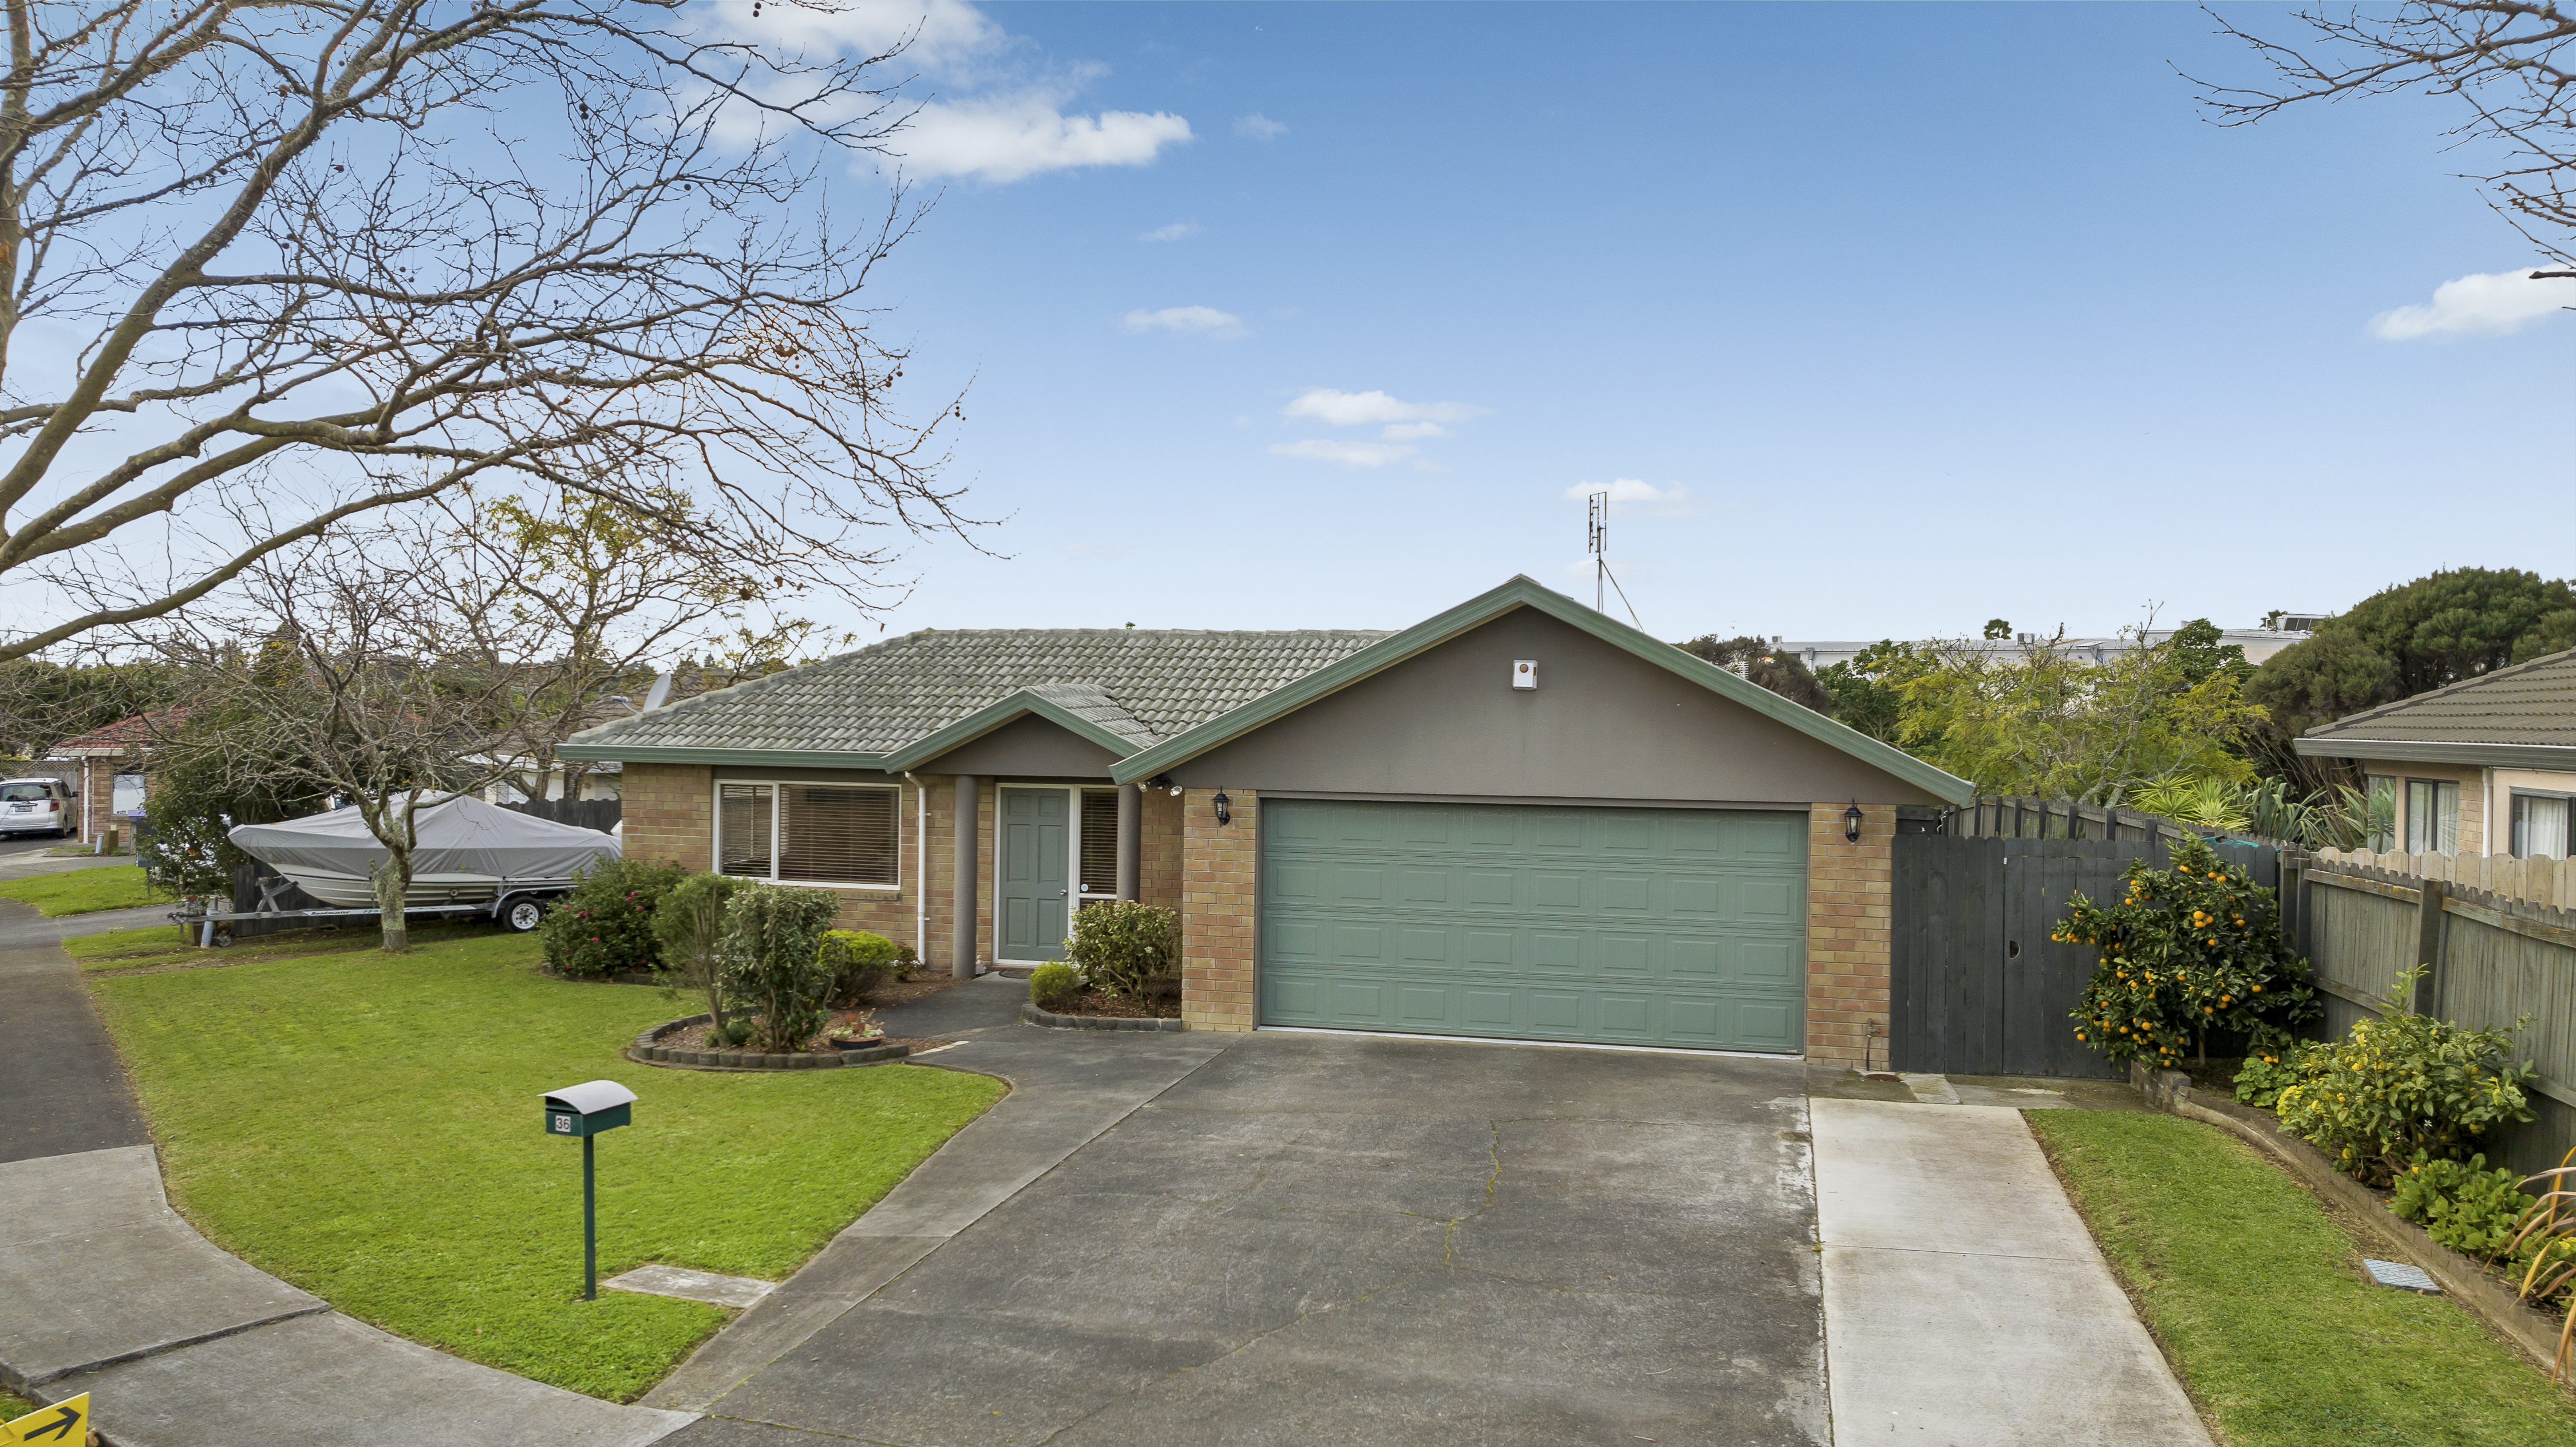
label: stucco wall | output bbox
[913,714,1120,779]
[1165,606,1945,806]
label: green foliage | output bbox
[2272,974,2539,1187]
[1982,618,2012,641]
[2250,567,2576,740]
[2063,837,2320,1068]
[1062,900,1182,999]
[536,856,686,979]
[709,1016,755,1047]
[1678,634,1835,714]
[1814,643,1909,742]
[2233,1044,2304,1108]
[1883,623,2266,804]
[717,882,841,1051]
[1027,961,1081,1011]
[649,870,746,1029]
[0,658,179,758]
[817,928,899,1005]
[2131,774,2251,831]
[2393,1153,2536,1263]
[136,706,335,896]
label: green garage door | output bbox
[1259,800,1808,1051]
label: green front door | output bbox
[1259,800,1807,1051]
[998,788,1071,962]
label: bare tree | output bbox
[0,1,973,664]
[153,497,776,951]
[2199,2,2576,266]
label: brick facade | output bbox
[1803,802,1895,1069]
[620,762,1191,971]
[1178,787,1258,1031]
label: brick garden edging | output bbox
[627,1014,911,1070]
[2129,1061,2567,1377]
[1017,1002,1186,1033]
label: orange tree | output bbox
[2059,837,2319,1069]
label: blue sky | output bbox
[807,1,2570,648]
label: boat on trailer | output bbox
[228,794,620,910]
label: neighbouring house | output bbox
[2295,647,2576,859]
[1774,620,2320,671]
[559,576,1973,1063]
[48,713,171,845]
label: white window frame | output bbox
[712,778,902,892]
[2510,788,2575,860]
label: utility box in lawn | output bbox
[543,1080,634,1137]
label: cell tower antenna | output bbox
[1587,491,1607,613]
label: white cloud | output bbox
[1236,113,1287,140]
[1123,305,1245,338]
[2372,267,2571,339]
[1140,221,1200,242]
[1281,388,1487,427]
[716,0,1008,72]
[899,88,1191,183]
[1565,479,1705,517]
[1381,421,1448,441]
[1270,439,1416,468]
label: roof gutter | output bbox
[2290,737,2576,771]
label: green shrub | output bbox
[538,856,689,979]
[709,1017,754,1048]
[650,871,747,1031]
[818,929,900,1005]
[1028,962,1080,1012]
[2232,1038,2304,1108]
[715,883,840,1051]
[2273,972,2538,1187]
[1063,900,1180,1000]
[2394,1153,2536,1263]
[2061,837,2319,1069]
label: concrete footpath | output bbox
[1809,1097,2212,1446]
[642,975,1236,1412]
[0,898,696,1447]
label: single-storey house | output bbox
[559,577,1973,1065]
[2294,647,2576,859]
[49,713,167,845]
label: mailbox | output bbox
[542,1080,635,1138]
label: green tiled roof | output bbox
[560,628,1393,762]
[2302,647,2576,752]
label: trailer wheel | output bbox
[503,898,546,934]
[212,929,235,948]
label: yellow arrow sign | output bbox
[1,1394,87,1445]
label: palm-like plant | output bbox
[2510,1152,2576,1377]
[2130,774,2253,832]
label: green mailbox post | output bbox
[542,1080,636,1301]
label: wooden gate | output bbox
[1890,836,2182,1078]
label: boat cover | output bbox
[229,794,619,881]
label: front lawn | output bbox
[68,921,482,972]
[0,863,160,916]
[86,930,1005,1402]
[2028,1110,2576,1446]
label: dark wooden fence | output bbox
[2283,853,2576,1178]
[1891,825,2283,1080]
[499,796,621,832]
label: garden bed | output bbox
[2131,1060,2570,1375]
[1037,987,1179,1020]
[1020,1000,1186,1033]
[2030,1109,2576,1444]
[628,1013,914,1069]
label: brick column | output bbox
[1805,802,1894,1069]
[1179,786,1257,1031]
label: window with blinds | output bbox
[781,785,898,885]
[1079,789,1120,895]
[716,781,898,886]
[718,784,773,878]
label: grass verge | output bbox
[87,930,1005,1402]
[2028,1110,2576,1446]
[67,921,483,972]
[0,863,160,916]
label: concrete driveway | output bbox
[675,1030,1826,1446]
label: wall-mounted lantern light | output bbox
[1843,803,1863,844]
[1213,790,1232,826]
